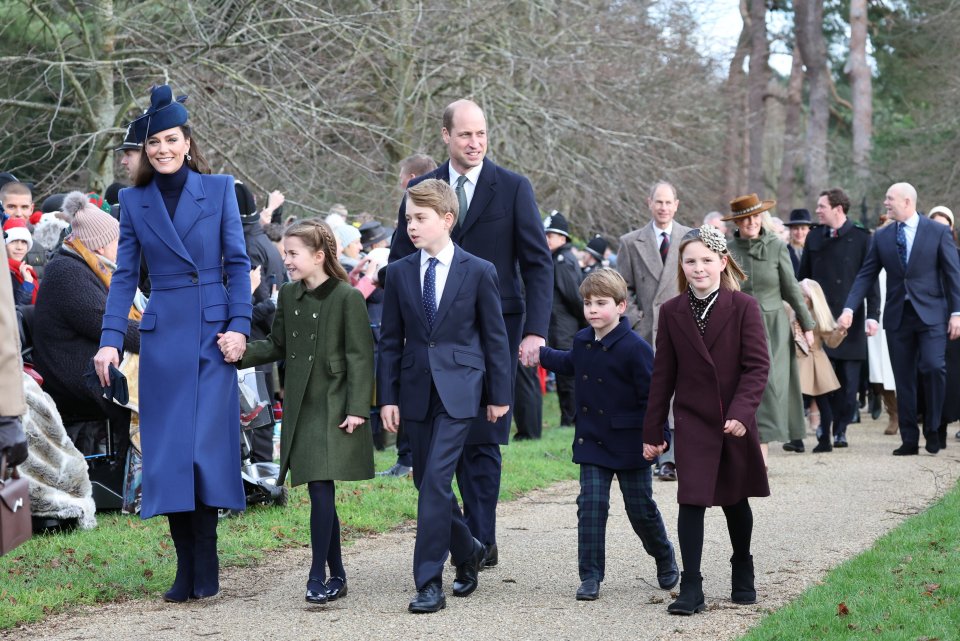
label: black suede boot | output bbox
[667,571,706,615]
[163,512,195,603]
[730,554,757,604]
[191,505,220,599]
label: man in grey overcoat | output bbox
[616,181,691,480]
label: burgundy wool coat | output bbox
[642,288,771,507]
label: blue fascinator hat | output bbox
[130,84,189,144]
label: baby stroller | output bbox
[232,368,287,516]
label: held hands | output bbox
[339,415,366,434]
[723,418,747,437]
[643,442,667,461]
[487,404,509,423]
[380,405,400,433]
[216,331,247,363]
[837,310,853,330]
[93,346,120,387]
[519,335,546,368]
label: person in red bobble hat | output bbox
[4,217,38,304]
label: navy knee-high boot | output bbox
[163,512,195,603]
[191,504,220,599]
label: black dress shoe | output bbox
[782,439,805,453]
[409,581,445,613]
[656,544,679,590]
[812,440,833,453]
[481,543,498,569]
[305,588,328,605]
[576,578,600,600]
[892,444,919,456]
[924,438,940,454]
[656,462,677,481]
[833,434,848,448]
[453,539,485,597]
[324,576,347,601]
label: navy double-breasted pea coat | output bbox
[101,171,251,518]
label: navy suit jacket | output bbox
[377,245,513,422]
[539,317,667,470]
[844,216,960,329]
[389,158,553,341]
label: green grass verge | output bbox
[0,393,575,629]
[739,478,960,641]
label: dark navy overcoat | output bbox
[101,171,251,518]
[540,317,667,470]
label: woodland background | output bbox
[1,0,957,239]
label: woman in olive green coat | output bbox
[238,220,374,605]
[724,195,815,466]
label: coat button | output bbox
[292,331,299,338]
[291,353,296,359]
[581,406,588,413]
[191,276,198,284]
[429,342,436,348]
[424,369,429,374]
[308,355,314,361]
[310,334,316,340]
[598,409,604,415]
[602,346,608,351]
[597,378,603,384]
[294,309,300,316]
[313,312,318,318]
[597,440,603,445]
[582,374,588,380]
[585,344,592,349]
[577,438,584,444]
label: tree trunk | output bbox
[87,0,116,194]
[848,0,873,199]
[746,0,769,194]
[723,0,750,203]
[794,0,829,204]
[776,43,805,211]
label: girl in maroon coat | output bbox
[643,225,770,615]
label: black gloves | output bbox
[0,416,28,468]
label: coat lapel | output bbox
[431,246,466,331]
[139,181,195,265]
[172,171,207,241]
[702,289,734,352]
[637,222,664,280]
[671,296,715,366]
[456,159,495,239]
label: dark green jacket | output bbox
[241,278,374,485]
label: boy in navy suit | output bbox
[378,179,513,613]
[536,269,677,601]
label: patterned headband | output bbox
[692,224,728,254]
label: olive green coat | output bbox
[729,230,815,443]
[240,278,374,486]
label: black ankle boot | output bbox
[191,506,220,599]
[731,555,757,604]
[163,513,194,603]
[667,571,706,615]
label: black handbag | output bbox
[0,452,32,556]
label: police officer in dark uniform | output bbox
[544,211,586,427]
[582,234,609,275]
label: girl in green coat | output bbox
[238,220,374,606]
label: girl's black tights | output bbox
[677,498,753,574]
[307,481,344,588]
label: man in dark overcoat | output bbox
[799,188,879,450]
[389,99,553,567]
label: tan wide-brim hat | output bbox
[722,193,777,221]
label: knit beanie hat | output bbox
[3,217,33,252]
[62,191,119,249]
[335,224,361,248]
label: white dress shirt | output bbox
[420,240,455,306]
[899,212,919,264]
[448,164,483,211]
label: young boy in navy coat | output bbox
[537,268,677,601]
[378,179,513,614]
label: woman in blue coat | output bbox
[94,85,251,603]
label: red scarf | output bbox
[8,257,38,304]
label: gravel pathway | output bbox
[7,416,959,641]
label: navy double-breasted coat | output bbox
[101,171,251,518]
